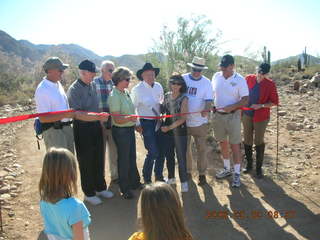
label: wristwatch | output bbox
[261,104,265,108]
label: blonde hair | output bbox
[139,182,193,240]
[39,148,78,203]
[112,66,133,86]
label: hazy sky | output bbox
[0,0,319,60]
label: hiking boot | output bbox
[255,144,265,179]
[216,167,232,179]
[243,144,253,174]
[198,175,207,186]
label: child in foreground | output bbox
[128,182,193,240]
[39,147,91,240]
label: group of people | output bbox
[35,54,279,240]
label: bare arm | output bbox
[111,112,136,125]
[74,111,109,122]
[72,221,84,240]
[39,112,75,123]
[161,98,188,132]
[223,96,249,112]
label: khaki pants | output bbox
[242,114,269,146]
[212,111,242,144]
[102,125,118,180]
[186,123,208,175]
[43,125,74,154]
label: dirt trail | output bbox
[1,119,320,240]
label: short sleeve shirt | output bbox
[212,72,249,109]
[182,73,213,127]
[108,87,136,127]
[67,79,99,112]
[40,197,91,239]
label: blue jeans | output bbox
[140,119,163,182]
[158,133,188,183]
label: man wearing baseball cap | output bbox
[34,57,75,153]
[67,59,114,205]
[212,54,249,187]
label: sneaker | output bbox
[166,178,176,185]
[198,175,207,186]
[232,173,241,188]
[96,190,114,199]
[84,196,102,205]
[122,191,134,200]
[216,167,232,179]
[181,182,189,192]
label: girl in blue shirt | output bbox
[39,148,91,240]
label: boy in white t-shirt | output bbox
[182,57,213,186]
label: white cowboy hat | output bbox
[187,56,208,70]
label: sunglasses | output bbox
[192,68,202,72]
[170,82,182,85]
[108,69,114,73]
[122,78,130,82]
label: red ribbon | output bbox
[0,107,254,125]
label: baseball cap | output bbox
[79,60,99,73]
[43,57,69,71]
[219,54,235,67]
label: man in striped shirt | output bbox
[94,60,118,184]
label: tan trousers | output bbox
[186,123,208,175]
[242,114,269,146]
[102,126,118,180]
[43,125,74,154]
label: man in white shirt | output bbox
[35,57,75,153]
[182,57,213,186]
[131,63,164,184]
[212,54,249,187]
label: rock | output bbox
[293,81,300,91]
[3,167,13,172]
[0,170,8,178]
[291,182,299,186]
[12,164,21,169]
[293,102,302,106]
[286,122,297,131]
[0,186,10,194]
[2,205,12,210]
[4,176,15,181]
[298,106,306,111]
[300,87,307,93]
[278,111,287,116]
[1,193,11,200]
[8,211,15,217]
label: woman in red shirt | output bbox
[242,63,279,178]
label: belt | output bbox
[216,110,236,115]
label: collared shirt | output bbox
[212,71,249,110]
[131,81,164,119]
[67,79,99,113]
[182,73,213,127]
[108,87,136,127]
[93,76,113,112]
[35,77,71,122]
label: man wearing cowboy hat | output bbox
[131,62,164,184]
[182,56,214,186]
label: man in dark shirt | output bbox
[67,59,114,205]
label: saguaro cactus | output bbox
[262,46,271,65]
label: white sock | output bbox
[234,164,241,174]
[223,159,230,170]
